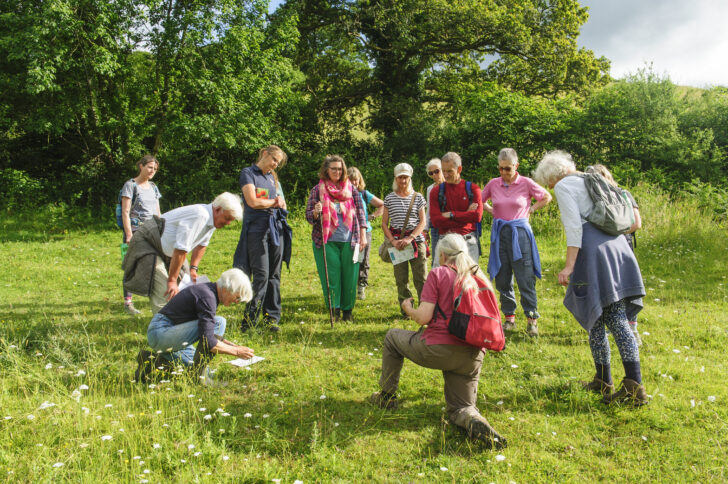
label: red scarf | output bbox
[318,179,355,244]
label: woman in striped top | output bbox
[381,163,428,311]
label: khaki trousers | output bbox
[392,241,427,304]
[379,328,485,429]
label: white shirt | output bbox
[553,175,594,248]
[160,204,216,257]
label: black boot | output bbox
[342,309,353,322]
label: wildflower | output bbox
[222,412,231,417]
[79,443,89,448]
[690,399,696,407]
[148,384,156,389]
[133,456,141,460]
[38,401,56,410]
[215,408,224,413]
[708,396,716,402]
[495,454,506,462]
[199,408,206,412]
[496,401,504,406]
[153,444,161,449]
[101,435,112,441]
[3,416,11,420]
[52,462,64,468]
[642,436,648,441]
[222,455,230,461]
[511,364,518,368]
[105,404,113,408]
[27,415,35,420]
[673,349,680,354]
[143,470,150,474]
[76,370,86,377]
[188,444,195,450]
[82,407,90,414]
[440,467,448,471]
[155,410,162,415]
[79,384,89,390]
[263,414,270,419]
[204,414,212,420]
[244,413,252,418]
[45,363,53,370]
[367,353,373,356]
[71,390,82,401]
[193,452,202,457]
[219,429,225,433]
[320,395,326,400]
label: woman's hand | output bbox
[558,266,573,287]
[467,203,478,211]
[313,201,323,218]
[400,297,415,314]
[124,231,133,243]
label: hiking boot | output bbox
[629,322,642,346]
[370,391,399,410]
[262,317,281,333]
[526,318,539,337]
[357,285,366,300]
[502,316,516,331]
[581,376,615,396]
[602,378,649,406]
[467,415,507,449]
[334,308,341,321]
[342,309,353,322]
[134,349,155,383]
[124,303,141,316]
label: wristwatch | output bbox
[449,212,454,220]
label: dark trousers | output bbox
[494,225,539,318]
[241,230,283,323]
[358,231,372,287]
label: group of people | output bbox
[119,146,647,448]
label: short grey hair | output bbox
[441,152,462,168]
[533,150,576,187]
[212,192,243,221]
[217,268,253,302]
[498,148,518,166]
[426,158,441,170]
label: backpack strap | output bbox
[465,181,473,203]
[437,183,446,212]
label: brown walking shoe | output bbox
[467,415,507,449]
[602,378,649,406]
[581,376,615,396]
[526,318,539,336]
[370,391,399,410]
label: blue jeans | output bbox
[430,228,439,265]
[147,313,227,366]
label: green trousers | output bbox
[313,241,359,311]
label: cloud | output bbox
[579,0,728,87]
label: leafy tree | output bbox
[282,0,609,149]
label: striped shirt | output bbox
[384,192,426,242]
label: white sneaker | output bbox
[124,303,141,316]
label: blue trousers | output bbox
[147,313,226,366]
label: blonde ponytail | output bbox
[437,233,492,292]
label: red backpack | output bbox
[438,275,505,351]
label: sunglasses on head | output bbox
[498,166,513,172]
[427,168,440,176]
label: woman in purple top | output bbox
[371,233,506,449]
[482,148,551,336]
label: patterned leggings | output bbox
[589,300,640,366]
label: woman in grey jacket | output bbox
[533,151,648,406]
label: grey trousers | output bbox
[379,328,485,429]
[494,225,539,318]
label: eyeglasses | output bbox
[498,166,513,172]
[328,167,343,172]
[427,169,440,176]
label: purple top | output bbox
[158,282,220,351]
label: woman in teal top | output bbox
[348,167,384,300]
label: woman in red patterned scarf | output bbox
[305,155,368,321]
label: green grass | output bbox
[1,185,727,482]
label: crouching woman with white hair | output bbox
[135,268,256,385]
[533,151,647,406]
[371,233,507,449]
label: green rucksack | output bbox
[580,173,634,236]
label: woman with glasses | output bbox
[305,155,367,321]
[424,158,445,265]
[481,148,551,336]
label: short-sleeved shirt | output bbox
[120,180,161,223]
[240,164,277,232]
[623,190,638,209]
[384,192,426,242]
[482,174,548,221]
[419,266,471,347]
[160,204,216,257]
[328,203,353,243]
[360,190,374,232]
[159,282,220,351]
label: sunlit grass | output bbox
[0,188,727,482]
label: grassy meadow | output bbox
[1,184,727,483]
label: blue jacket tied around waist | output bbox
[487,218,542,280]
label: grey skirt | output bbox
[564,222,645,332]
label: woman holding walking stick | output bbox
[305,155,368,322]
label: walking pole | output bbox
[319,186,335,328]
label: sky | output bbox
[268,0,728,88]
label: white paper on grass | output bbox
[228,356,265,367]
[388,244,415,265]
[178,274,211,291]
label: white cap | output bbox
[393,163,413,177]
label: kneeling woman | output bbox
[371,233,507,448]
[135,268,256,384]
[533,151,647,405]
